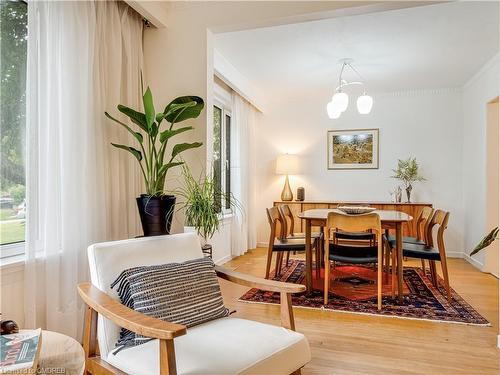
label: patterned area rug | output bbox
[239,260,489,325]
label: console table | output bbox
[273,201,432,237]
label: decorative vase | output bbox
[136,194,176,236]
[405,185,412,203]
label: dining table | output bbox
[298,208,413,303]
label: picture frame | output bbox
[327,128,379,169]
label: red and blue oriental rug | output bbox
[239,260,489,325]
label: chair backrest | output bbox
[425,209,450,251]
[326,212,382,243]
[87,233,203,358]
[267,206,285,241]
[279,204,296,236]
[416,206,434,241]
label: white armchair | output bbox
[78,233,311,375]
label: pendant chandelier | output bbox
[326,59,373,119]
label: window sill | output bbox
[0,254,25,271]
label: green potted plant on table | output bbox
[391,157,425,203]
[175,165,240,247]
[105,87,204,236]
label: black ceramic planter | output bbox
[136,194,176,236]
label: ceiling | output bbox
[214,2,499,97]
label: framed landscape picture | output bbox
[327,128,379,169]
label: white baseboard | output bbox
[463,253,484,270]
[257,241,268,248]
[214,254,233,265]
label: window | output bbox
[213,103,231,213]
[1,1,27,256]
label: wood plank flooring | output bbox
[220,248,500,374]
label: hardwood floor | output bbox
[220,248,500,374]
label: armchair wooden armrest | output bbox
[215,266,305,331]
[78,283,185,375]
[78,283,186,339]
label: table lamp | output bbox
[276,154,299,201]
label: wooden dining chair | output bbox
[324,212,386,310]
[279,204,323,273]
[386,206,434,273]
[266,207,318,279]
[395,209,451,302]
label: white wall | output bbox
[254,88,465,256]
[462,54,500,269]
[141,1,422,234]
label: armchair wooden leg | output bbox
[83,305,97,375]
[159,338,177,375]
[280,291,295,331]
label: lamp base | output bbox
[281,175,293,201]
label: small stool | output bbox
[38,330,85,375]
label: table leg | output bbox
[305,219,312,293]
[396,222,404,303]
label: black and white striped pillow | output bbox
[111,257,229,348]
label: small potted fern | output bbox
[391,157,425,203]
[175,165,239,246]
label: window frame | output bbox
[0,0,28,259]
[213,95,232,216]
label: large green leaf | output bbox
[111,143,142,162]
[470,227,499,256]
[117,105,148,132]
[143,87,155,129]
[156,112,166,124]
[158,162,184,179]
[171,142,203,159]
[164,96,204,124]
[160,126,194,143]
[104,112,143,144]
[150,123,159,138]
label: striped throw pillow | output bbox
[111,257,229,348]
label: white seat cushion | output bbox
[106,317,310,375]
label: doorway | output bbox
[485,96,499,277]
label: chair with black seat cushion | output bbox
[266,207,318,279]
[279,204,323,272]
[396,209,451,302]
[387,206,434,246]
[387,206,434,274]
[323,212,387,310]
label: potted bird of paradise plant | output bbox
[105,87,204,236]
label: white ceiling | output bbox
[214,2,499,97]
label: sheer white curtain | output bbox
[230,93,258,256]
[25,1,143,338]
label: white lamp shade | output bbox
[276,154,299,175]
[326,101,341,119]
[357,94,373,114]
[332,92,349,113]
